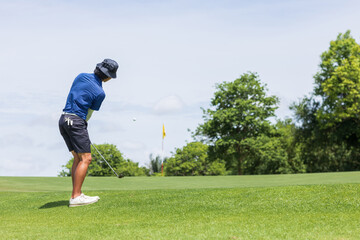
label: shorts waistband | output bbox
[62,112,79,117]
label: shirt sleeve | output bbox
[91,92,105,111]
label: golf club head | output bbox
[118,173,124,178]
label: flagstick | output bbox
[162,136,164,154]
[161,137,164,176]
[161,123,165,176]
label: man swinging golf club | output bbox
[59,59,118,207]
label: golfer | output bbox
[59,59,118,207]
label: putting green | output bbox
[1,171,359,192]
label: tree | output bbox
[240,119,305,174]
[291,30,360,171]
[274,119,306,173]
[315,31,360,120]
[164,142,226,176]
[195,72,279,175]
[58,143,149,177]
[315,30,360,143]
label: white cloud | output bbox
[153,95,185,115]
[118,140,146,152]
[0,133,34,147]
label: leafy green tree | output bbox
[291,31,360,171]
[314,31,360,144]
[274,119,306,173]
[315,31,360,129]
[241,135,290,174]
[58,143,148,177]
[195,72,279,174]
[240,120,305,174]
[164,142,226,176]
[291,96,360,172]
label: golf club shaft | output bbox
[91,143,119,177]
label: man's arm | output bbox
[88,92,105,121]
[86,109,94,122]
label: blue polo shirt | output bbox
[63,73,106,120]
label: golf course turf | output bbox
[0,172,359,239]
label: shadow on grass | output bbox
[39,200,68,209]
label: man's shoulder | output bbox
[75,73,92,79]
[74,73,99,86]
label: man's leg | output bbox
[71,152,92,199]
[71,151,81,190]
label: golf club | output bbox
[91,143,124,178]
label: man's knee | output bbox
[80,153,92,165]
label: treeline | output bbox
[59,31,360,177]
[163,30,360,176]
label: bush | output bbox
[164,142,226,176]
[58,143,148,177]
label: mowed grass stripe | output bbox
[1,171,360,192]
[0,184,359,239]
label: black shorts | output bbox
[59,113,91,153]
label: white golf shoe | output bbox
[81,193,100,200]
[69,194,99,207]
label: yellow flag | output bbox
[162,124,166,139]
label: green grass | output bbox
[1,172,360,239]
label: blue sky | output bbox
[1,0,360,176]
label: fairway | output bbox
[1,173,360,239]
